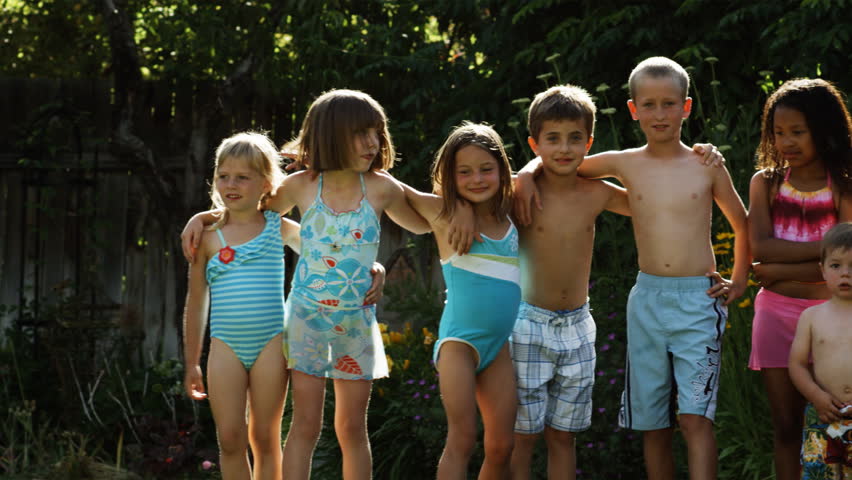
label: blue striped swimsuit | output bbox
[434,218,521,373]
[206,210,285,370]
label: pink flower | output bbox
[202,460,213,470]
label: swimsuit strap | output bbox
[215,229,227,248]
[783,168,792,182]
[315,172,325,201]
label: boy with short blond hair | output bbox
[509,84,630,480]
[516,56,750,480]
[789,222,852,479]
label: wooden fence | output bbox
[0,77,440,362]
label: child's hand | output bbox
[692,143,725,167]
[513,168,542,226]
[751,262,779,288]
[705,271,742,305]
[447,200,482,255]
[181,216,207,264]
[364,262,386,305]
[813,390,845,423]
[184,366,207,400]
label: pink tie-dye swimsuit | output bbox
[771,169,837,242]
[748,169,837,370]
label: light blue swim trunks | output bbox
[618,272,727,431]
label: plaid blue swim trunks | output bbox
[510,301,596,434]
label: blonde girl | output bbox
[182,132,297,480]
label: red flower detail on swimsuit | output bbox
[322,256,337,268]
[351,229,363,240]
[319,299,340,307]
[334,355,363,375]
[219,246,235,264]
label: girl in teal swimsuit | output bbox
[401,122,520,479]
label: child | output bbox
[506,84,630,480]
[789,222,852,480]
[399,122,520,479]
[182,131,294,480]
[747,78,852,480]
[515,57,750,480]
[182,89,429,480]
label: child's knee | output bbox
[483,433,514,462]
[678,414,713,438]
[446,425,478,457]
[249,426,282,453]
[334,415,368,446]
[544,428,576,451]
[289,415,323,443]
[217,426,248,455]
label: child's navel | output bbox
[636,194,643,201]
[691,193,698,199]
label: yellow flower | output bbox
[423,332,435,346]
[404,322,413,334]
[386,355,394,371]
[377,387,385,397]
[738,298,752,308]
[381,333,390,345]
[378,323,388,333]
[726,321,732,330]
[748,278,759,287]
[390,331,405,344]
[403,359,411,370]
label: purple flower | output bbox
[406,379,415,384]
[414,415,422,421]
[419,379,426,385]
[424,394,430,399]
[429,384,436,390]
[588,281,596,289]
[585,442,594,448]
[607,333,616,340]
[597,407,606,413]
[600,344,611,352]
[412,392,420,398]
[609,378,617,385]
[596,370,605,377]
[617,368,624,374]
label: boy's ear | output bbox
[585,135,594,153]
[682,97,693,118]
[527,136,539,155]
[627,100,638,120]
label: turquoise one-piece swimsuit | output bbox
[433,218,521,373]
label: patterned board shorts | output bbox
[802,403,852,480]
[510,301,596,434]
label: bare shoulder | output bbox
[198,229,220,263]
[365,170,400,191]
[285,170,317,188]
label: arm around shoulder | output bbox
[602,180,630,216]
[713,166,750,292]
[182,241,211,399]
[380,174,433,234]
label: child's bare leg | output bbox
[475,345,516,479]
[510,433,538,480]
[544,427,576,480]
[643,427,674,480]
[207,339,251,479]
[246,334,288,480]
[436,342,478,480]
[678,414,717,480]
[282,370,326,480]
[761,368,805,480]
[333,378,373,480]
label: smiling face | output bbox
[772,105,820,170]
[453,145,501,205]
[214,156,270,212]
[628,74,692,143]
[821,246,852,301]
[529,118,592,177]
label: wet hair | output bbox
[527,84,596,141]
[210,131,285,227]
[284,89,395,173]
[755,78,852,193]
[821,222,852,262]
[430,122,513,220]
[628,56,690,100]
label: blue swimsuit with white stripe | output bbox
[434,218,521,373]
[206,210,285,370]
